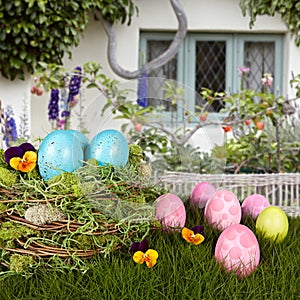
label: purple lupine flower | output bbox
[3,106,18,147]
[61,110,70,118]
[137,70,148,108]
[68,66,82,105]
[48,89,60,121]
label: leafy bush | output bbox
[0,0,137,80]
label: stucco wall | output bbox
[0,0,296,151]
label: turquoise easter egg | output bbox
[85,129,129,167]
[38,130,84,180]
[67,130,89,152]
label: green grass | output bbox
[0,208,299,300]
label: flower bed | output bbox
[159,171,300,217]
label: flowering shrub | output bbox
[34,62,300,174]
[218,70,299,173]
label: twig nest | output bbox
[24,204,66,225]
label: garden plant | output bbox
[0,62,299,300]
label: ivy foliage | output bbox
[0,0,137,80]
[240,0,300,46]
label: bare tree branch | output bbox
[98,0,188,79]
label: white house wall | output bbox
[1,0,298,152]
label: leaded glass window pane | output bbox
[244,42,275,92]
[195,41,226,112]
[146,40,177,111]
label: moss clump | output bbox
[0,222,37,248]
[0,203,7,213]
[0,149,7,168]
[128,144,144,167]
[0,167,18,187]
[10,254,35,273]
[86,158,99,166]
[70,234,119,251]
[47,172,83,197]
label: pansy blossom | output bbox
[182,225,205,245]
[4,143,37,172]
[130,239,158,268]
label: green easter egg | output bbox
[256,206,289,243]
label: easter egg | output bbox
[38,130,84,180]
[190,182,216,209]
[155,193,186,230]
[215,224,260,277]
[241,194,270,219]
[67,130,89,152]
[256,206,289,243]
[204,190,241,231]
[85,129,129,167]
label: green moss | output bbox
[128,144,144,167]
[86,158,99,166]
[0,203,7,213]
[0,150,7,168]
[47,172,83,197]
[0,222,37,248]
[0,167,18,187]
[9,254,35,273]
[128,195,146,204]
[71,234,119,250]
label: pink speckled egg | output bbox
[242,194,270,219]
[215,224,260,277]
[190,182,216,209]
[155,194,186,230]
[204,190,241,231]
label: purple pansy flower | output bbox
[4,142,36,164]
[130,239,149,255]
[191,225,205,236]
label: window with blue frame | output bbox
[139,32,284,116]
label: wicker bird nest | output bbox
[0,162,163,273]
[0,211,134,259]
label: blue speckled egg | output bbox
[85,129,129,167]
[38,130,84,180]
[67,130,89,152]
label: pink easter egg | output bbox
[215,224,260,277]
[190,182,216,209]
[155,193,186,230]
[204,190,241,231]
[242,194,270,219]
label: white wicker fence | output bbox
[158,171,300,217]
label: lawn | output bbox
[0,207,299,300]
